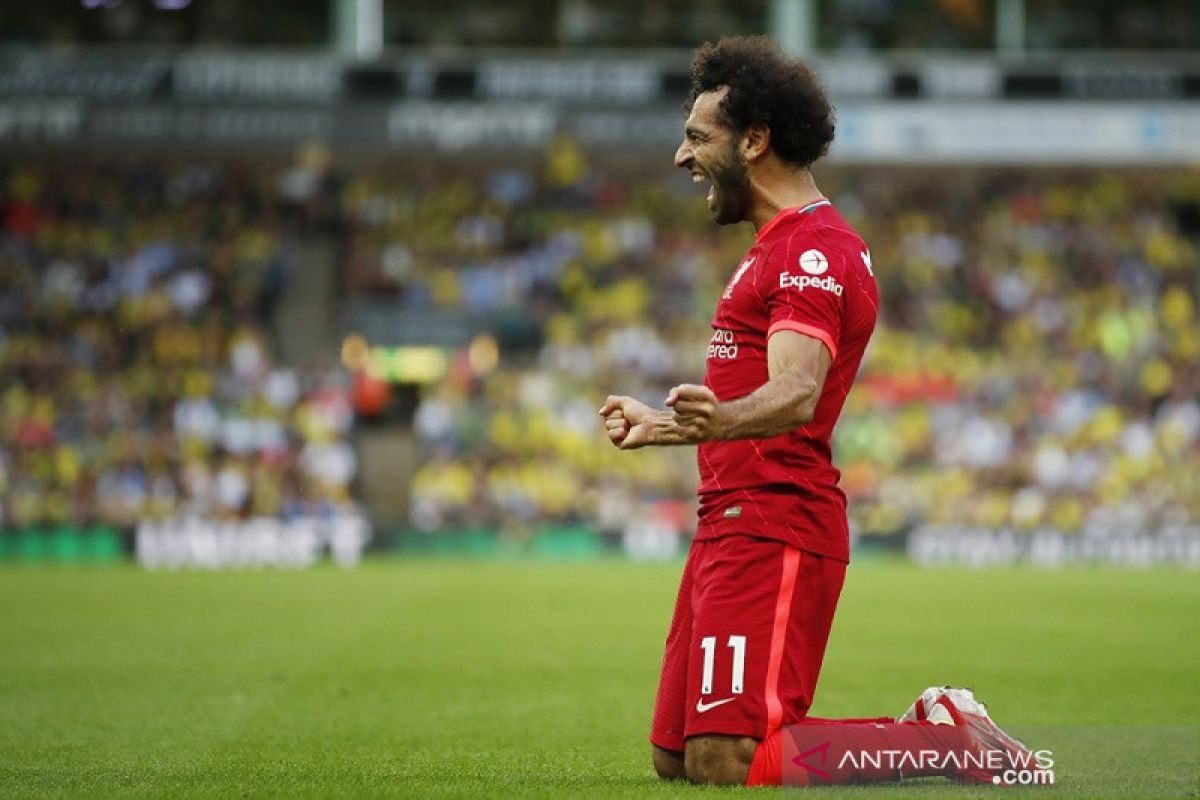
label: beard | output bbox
[707,144,752,226]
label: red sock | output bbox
[747,720,968,786]
[746,727,784,786]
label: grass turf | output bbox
[0,559,1197,798]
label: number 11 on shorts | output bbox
[699,635,746,695]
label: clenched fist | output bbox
[598,395,660,449]
[665,384,728,442]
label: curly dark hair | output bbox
[687,36,835,169]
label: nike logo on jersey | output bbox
[695,697,736,713]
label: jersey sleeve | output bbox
[761,233,846,361]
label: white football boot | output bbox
[928,687,1046,785]
[897,684,955,724]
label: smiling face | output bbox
[674,87,753,226]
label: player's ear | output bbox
[740,124,770,163]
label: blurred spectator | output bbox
[4,153,1198,545]
[0,163,357,528]
[350,155,1200,540]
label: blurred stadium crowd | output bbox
[0,163,357,529]
[3,149,1199,542]
[374,148,1200,541]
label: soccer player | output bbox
[599,37,1040,787]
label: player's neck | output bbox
[747,169,824,232]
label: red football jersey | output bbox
[695,199,879,562]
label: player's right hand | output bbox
[602,405,630,446]
[599,395,656,449]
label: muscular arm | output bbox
[600,330,831,448]
[669,330,831,441]
[598,398,695,449]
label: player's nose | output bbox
[673,140,692,169]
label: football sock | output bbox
[746,725,783,785]
[746,719,968,786]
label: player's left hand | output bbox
[665,384,727,442]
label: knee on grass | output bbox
[652,745,685,780]
[683,734,757,785]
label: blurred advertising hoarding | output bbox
[135,515,371,570]
[4,98,1198,163]
[2,49,1200,162]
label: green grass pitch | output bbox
[1,559,1197,798]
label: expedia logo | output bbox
[798,249,829,275]
[779,271,844,296]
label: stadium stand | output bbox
[3,151,1198,553]
[0,162,357,534]
[367,159,1200,543]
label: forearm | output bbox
[715,371,818,440]
[609,366,819,450]
[644,409,698,446]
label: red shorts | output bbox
[650,535,846,753]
